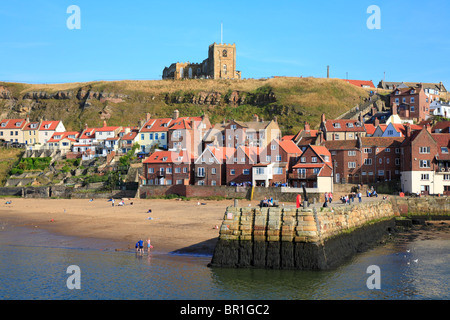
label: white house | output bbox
[430,101,450,118]
[38,121,65,144]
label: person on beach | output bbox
[328,192,332,204]
[147,238,152,253]
[358,191,362,202]
[138,239,144,254]
[112,199,115,207]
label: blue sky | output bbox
[1,0,449,86]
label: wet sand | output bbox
[0,198,260,254]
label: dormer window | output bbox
[44,124,50,129]
[333,123,341,128]
[347,123,353,128]
[162,157,168,161]
[395,90,400,95]
[16,122,22,127]
[411,90,415,94]
[1,123,6,127]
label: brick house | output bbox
[289,145,333,192]
[225,146,259,186]
[324,136,403,184]
[220,115,281,149]
[194,146,234,186]
[400,124,446,195]
[252,139,302,187]
[390,85,431,122]
[143,150,193,186]
[319,114,367,141]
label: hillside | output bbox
[0,77,371,135]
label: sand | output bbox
[0,197,260,255]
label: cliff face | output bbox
[0,78,369,134]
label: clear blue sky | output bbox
[1,0,449,86]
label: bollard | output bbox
[234,199,238,207]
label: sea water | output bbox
[0,223,448,300]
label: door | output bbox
[420,185,430,195]
[336,173,340,184]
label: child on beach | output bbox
[147,238,152,253]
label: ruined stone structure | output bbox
[162,43,241,80]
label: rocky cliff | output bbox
[0,78,369,134]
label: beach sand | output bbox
[0,197,262,255]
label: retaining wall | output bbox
[209,197,450,270]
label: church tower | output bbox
[207,43,240,79]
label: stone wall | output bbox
[139,185,320,202]
[209,198,422,270]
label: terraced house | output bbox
[0,118,27,143]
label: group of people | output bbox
[339,191,364,204]
[135,238,152,254]
[260,197,275,207]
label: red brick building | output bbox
[390,85,431,122]
[194,146,234,186]
[289,145,333,191]
[143,150,193,186]
[225,146,259,186]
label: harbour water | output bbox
[0,222,448,300]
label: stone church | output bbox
[162,43,241,80]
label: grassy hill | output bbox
[0,77,371,135]
[0,147,23,187]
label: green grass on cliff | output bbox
[0,77,370,135]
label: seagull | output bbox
[406,249,410,253]
[413,259,419,263]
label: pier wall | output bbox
[210,197,450,270]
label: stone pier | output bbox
[209,197,450,270]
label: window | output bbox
[419,160,430,168]
[176,179,183,185]
[166,167,172,174]
[419,147,430,154]
[149,133,153,139]
[255,167,265,175]
[183,167,188,173]
[161,133,165,140]
[421,174,429,180]
[441,147,449,153]
[211,168,216,174]
[395,148,400,154]
[385,148,390,153]
[211,180,217,186]
[230,169,235,175]
[166,180,172,185]
[198,181,205,186]
[411,97,415,103]
[155,133,159,139]
[386,158,390,164]
[364,148,372,153]
[266,155,271,162]
[271,144,276,150]
[175,167,181,173]
[348,162,356,168]
[378,170,384,176]
[444,174,450,181]
[297,168,306,177]
[379,158,383,164]
[300,157,306,163]
[348,151,356,156]
[312,157,317,163]
[411,106,415,112]
[275,155,282,162]
[364,158,372,165]
[148,168,154,174]
[313,168,320,174]
[274,167,283,174]
[243,169,250,175]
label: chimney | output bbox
[26,115,30,123]
[405,124,411,138]
[358,112,363,123]
[304,121,310,131]
[173,109,179,120]
[253,114,259,122]
[392,103,398,115]
[425,123,431,134]
[103,120,107,127]
[374,117,380,127]
[273,116,278,123]
[146,113,151,121]
[316,131,323,145]
[321,113,326,123]
[327,65,330,79]
[85,123,88,130]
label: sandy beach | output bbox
[0,197,260,254]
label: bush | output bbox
[10,168,24,175]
